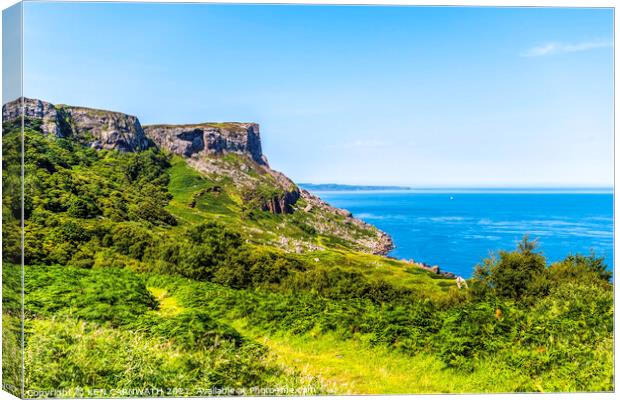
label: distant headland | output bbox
[300,183,412,191]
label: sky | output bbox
[2,2,21,105]
[18,2,614,187]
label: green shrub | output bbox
[437,301,516,371]
[133,310,243,350]
[472,236,547,301]
[105,222,159,260]
[24,318,302,395]
[549,252,611,285]
[24,265,156,326]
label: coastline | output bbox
[313,189,614,280]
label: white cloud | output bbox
[521,40,612,57]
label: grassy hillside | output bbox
[2,119,614,396]
[166,155,390,254]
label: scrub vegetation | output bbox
[2,120,614,396]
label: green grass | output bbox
[139,278,536,394]
[166,156,233,224]
[2,314,22,397]
[233,324,534,394]
[24,317,317,397]
[140,268,613,394]
[148,287,184,317]
[19,267,322,396]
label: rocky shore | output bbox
[399,258,458,279]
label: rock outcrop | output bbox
[262,169,301,214]
[2,97,68,137]
[299,188,394,255]
[143,122,266,165]
[262,187,301,214]
[61,105,150,152]
[401,258,457,279]
[2,97,151,152]
[143,121,302,214]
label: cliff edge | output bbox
[2,97,151,152]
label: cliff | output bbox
[143,122,267,166]
[2,97,151,152]
[142,121,302,214]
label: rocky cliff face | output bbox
[143,121,302,215]
[2,97,66,136]
[299,189,394,255]
[261,169,301,214]
[2,97,151,152]
[143,123,266,165]
[61,106,150,152]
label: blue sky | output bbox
[21,3,613,187]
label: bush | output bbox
[24,265,157,326]
[133,309,243,350]
[105,223,159,260]
[437,301,517,371]
[24,317,300,395]
[472,236,547,301]
[549,252,611,285]
[144,222,307,290]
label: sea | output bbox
[312,189,614,278]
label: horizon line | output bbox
[299,183,614,190]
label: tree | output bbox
[472,236,547,301]
[549,251,611,285]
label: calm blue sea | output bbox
[313,190,614,278]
